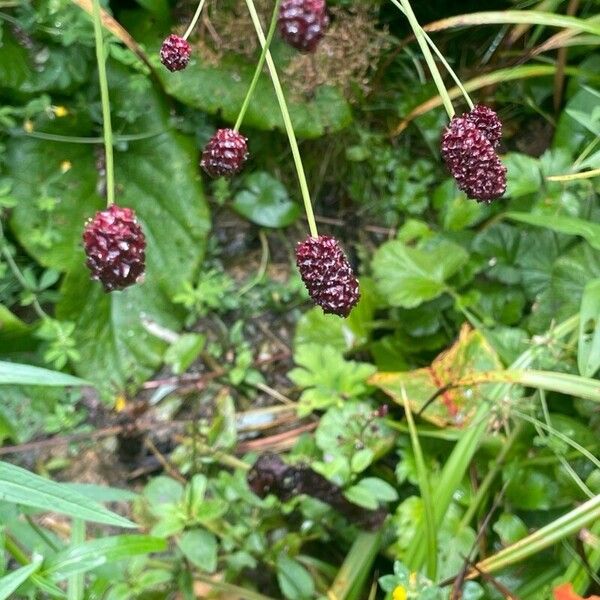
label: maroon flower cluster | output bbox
[83,205,146,292]
[160,34,191,72]
[278,0,329,52]
[296,235,359,317]
[466,104,502,148]
[441,105,506,202]
[200,128,249,178]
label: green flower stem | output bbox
[91,0,115,206]
[234,0,283,132]
[392,1,473,109]
[183,0,208,41]
[391,0,456,119]
[243,0,318,238]
[421,31,473,110]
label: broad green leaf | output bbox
[233,172,300,228]
[0,462,135,528]
[507,211,600,251]
[578,279,600,377]
[276,555,315,600]
[156,58,352,139]
[294,279,377,352]
[177,529,218,573]
[0,557,42,600]
[372,239,468,308]
[371,325,503,428]
[45,536,166,580]
[0,361,89,387]
[6,69,210,390]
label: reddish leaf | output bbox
[369,324,503,428]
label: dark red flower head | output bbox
[441,116,507,202]
[465,104,502,148]
[83,204,146,292]
[278,0,329,52]
[160,34,191,72]
[200,128,249,178]
[296,235,359,317]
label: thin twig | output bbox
[144,436,186,483]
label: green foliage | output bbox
[289,344,376,416]
[233,171,300,228]
[372,239,468,308]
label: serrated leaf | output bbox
[0,462,134,528]
[372,239,468,308]
[504,153,542,198]
[45,536,166,580]
[507,211,600,251]
[177,529,218,573]
[289,344,376,416]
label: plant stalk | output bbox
[392,0,455,118]
[235,0,283,132]
[91,0,115,206]
[393,2,473,109]
[242,0,318,238]
[183,0,208,40]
